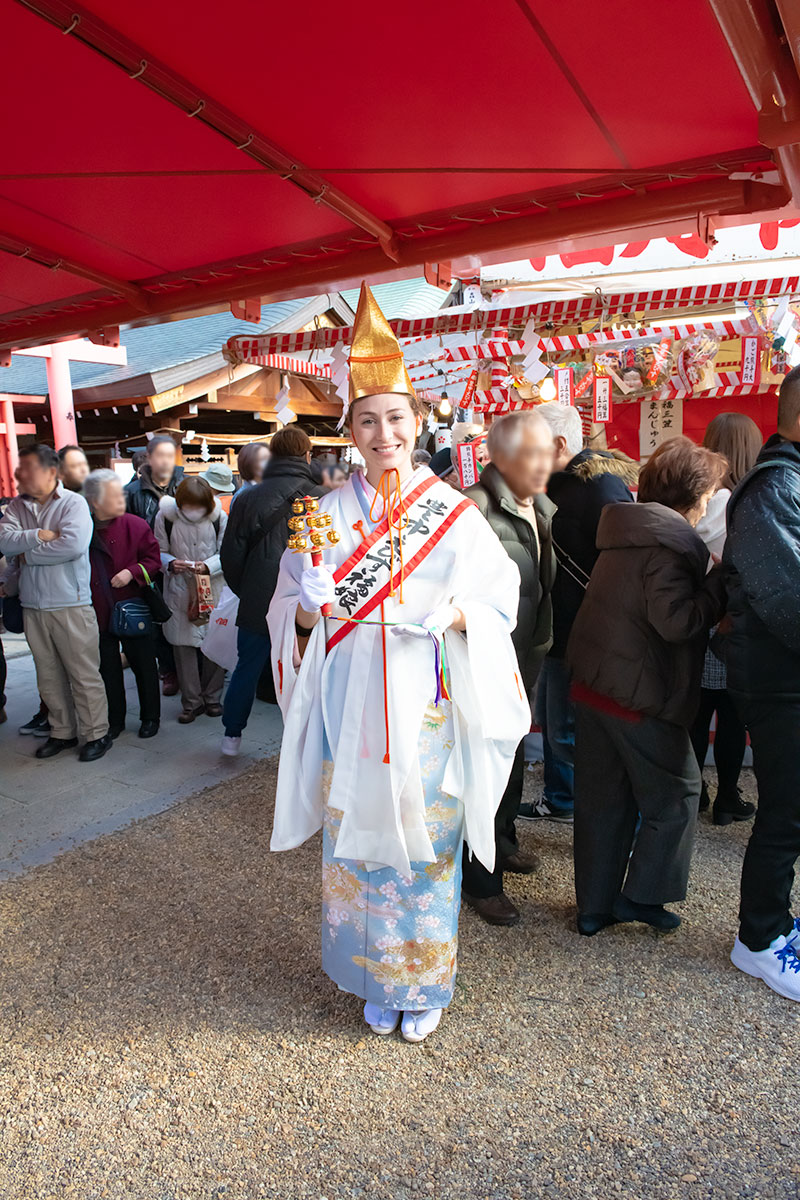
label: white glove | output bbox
[391,604,457,640]
[298,564,336,613]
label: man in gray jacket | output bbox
[0,445,111,762]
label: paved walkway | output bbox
[0,636,283,880]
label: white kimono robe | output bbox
[268,466,530,879]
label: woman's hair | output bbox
[346,391,425,425]
[237,441,268,482]
[175,475,215,514]
[702,412,762,487]
[83,468,120,510]
[270,427,312,458]
[638,436,727,512]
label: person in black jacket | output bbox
[219,426,326,756]
[521,402,638,821]
[124,434,184,695]
[124,435,184,528]
[725,367,800,1001]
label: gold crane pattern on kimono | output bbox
[320,700,464,1010]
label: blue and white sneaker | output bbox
[731,932,800,1001]
[518,798,573,824]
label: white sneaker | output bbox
[363,1002,400,1036]
[400,1008,443,1043]
[731,932,800,1001]
[221,736,241,757]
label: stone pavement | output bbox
[0,634,283,880]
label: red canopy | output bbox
[3,0,800,350]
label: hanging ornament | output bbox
[200,438,210,462]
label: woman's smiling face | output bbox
[349,393,420,483]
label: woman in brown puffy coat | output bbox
[567,437,726,937]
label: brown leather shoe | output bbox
[500,849,539,874]
[462,891,521,926]
[204,702,223,717]
[177,707,204,724]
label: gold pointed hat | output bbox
[348,282,416,405]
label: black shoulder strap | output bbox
[213,516,220,536]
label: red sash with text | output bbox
[327,476,474,651]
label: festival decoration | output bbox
[288,496,341,618]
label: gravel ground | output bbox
[0,762,798,1200]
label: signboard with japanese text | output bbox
[639,398,683,458]
[555,367,574,406]
[741,336,761,386]
[593,375,612,423]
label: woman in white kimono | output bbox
[268,283,530,1042]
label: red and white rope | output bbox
[538,317,753,353]
[528,278,799,325]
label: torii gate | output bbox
[0,337,127,497]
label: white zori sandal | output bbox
[363,1003,401,1035]
[400,1008,443,1043]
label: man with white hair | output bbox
[462,410,556,925]
[520,402,638,822]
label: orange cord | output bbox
[368,469,408,601]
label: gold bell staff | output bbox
[288,496,341,618]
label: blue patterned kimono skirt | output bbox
[321,699,464,1011]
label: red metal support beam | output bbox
[0,232,151,312]
[0,175,786,351]
[776,0,800,78]
[707,0,800,202]
[14,0,400,261]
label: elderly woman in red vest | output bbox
[85,468,162,740]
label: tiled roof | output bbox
[1,298,312,397]
[339,277,451,320]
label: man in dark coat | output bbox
[124,434,184,693]
[522,402,638,821]
[219,426,326,756]
[462,410,555,925]
[124,435,184,528]
[725,366,800,1001]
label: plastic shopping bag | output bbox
[202,586,240,671]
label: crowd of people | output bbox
[2,281,800,1043]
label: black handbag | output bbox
[139,564,172,624]
[1,594,23,634]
